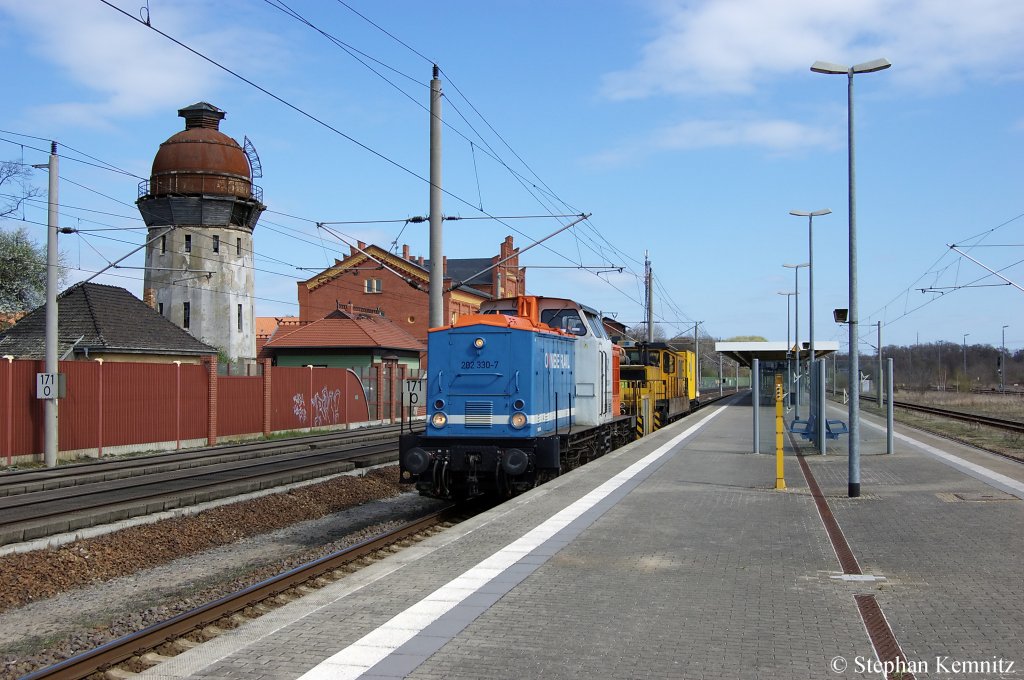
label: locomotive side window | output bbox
[541,309,587,336]
[663,352,675,374]
[584,311,608,339]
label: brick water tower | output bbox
[137,102,265,364]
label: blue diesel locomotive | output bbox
[399,295,634,499]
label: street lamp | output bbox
[791,208,831,451]
[778,291,795,409]
[1002,325,1009,393]
[783,262,809,418]
[811,57,891,498]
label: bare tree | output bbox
[0,160,42,219]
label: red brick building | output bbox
[297,236,524,342]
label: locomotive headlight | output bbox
[510,411,528,429]
[473,337,485,349]
[431,412,448,428]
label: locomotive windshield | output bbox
[624,348,661,366]
[541,309,587,336]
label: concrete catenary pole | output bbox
[44,142,59,468]
[876,321,883,407]
[752,358,760,454]
[645,252,653,343]
[428,65,444,329]
[886,357,894,454]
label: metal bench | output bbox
[789,416,849,441]
[788,417,814,440]
[825,419,848,439]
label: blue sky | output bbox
[0,0,1021,353]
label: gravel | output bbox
[0,465,446,680]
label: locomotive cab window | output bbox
[584,311,608,339]
[541,309,587,336]
[663,353,675,374]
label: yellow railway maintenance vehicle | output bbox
[619,341,697,437]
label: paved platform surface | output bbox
[141,394,1024,680]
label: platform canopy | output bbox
[715,341,840,368]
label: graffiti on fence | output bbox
[312,387,343,426]
[292,393,307,424]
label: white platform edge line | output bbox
[297,401,734,680]
[859,418,1024,499]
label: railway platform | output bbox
[139,393,1024,680]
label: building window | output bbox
[236,237,242,256]
[364,278,382,294]
[184,235,191,253]
[183,302,190,329]
[158,302,164,315]
[237,304,242,331]
[212,235,220,253]
[160,235,166,254]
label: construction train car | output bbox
[619,341,698,436]
[398,295,635,500]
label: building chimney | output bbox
[418,256,425,266]
[177,102,225,130]
[443,256,448,276]
[142,287,158,309]
[357,241,366,251]
[403,244,410,260]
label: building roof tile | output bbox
[0,282,217,359]
[264,311,425,352]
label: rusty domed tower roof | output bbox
[151,104,251,180]
[149,103,252,198]
[137,102,265,230]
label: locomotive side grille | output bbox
[464,401,493,427]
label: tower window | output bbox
[183,302,191,329]
[237,304,242,331]
[212,235,220,253]
[364,278,382,294]
[158,302,164,315]
[184,235,191,253]
[160,235,166,254]
[236,237,242,256]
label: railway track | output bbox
[0,426,406,548]
[20,505,467,680]
[859,395,1024,434]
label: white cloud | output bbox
[0,0,281,127]
[585,117,834,168]
[602,0,1024,100]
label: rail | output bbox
[22,506,459,680]
[859,395,1024,434]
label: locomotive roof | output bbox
[482,295,601,317]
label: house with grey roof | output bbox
[0,282,217,363]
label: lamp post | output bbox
[778,291,795,409]
[791,208,830,451]
[783,262,809,418]
[811,56,891,498]
[1002,325,1009,394]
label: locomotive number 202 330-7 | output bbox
[461,360,498,369]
